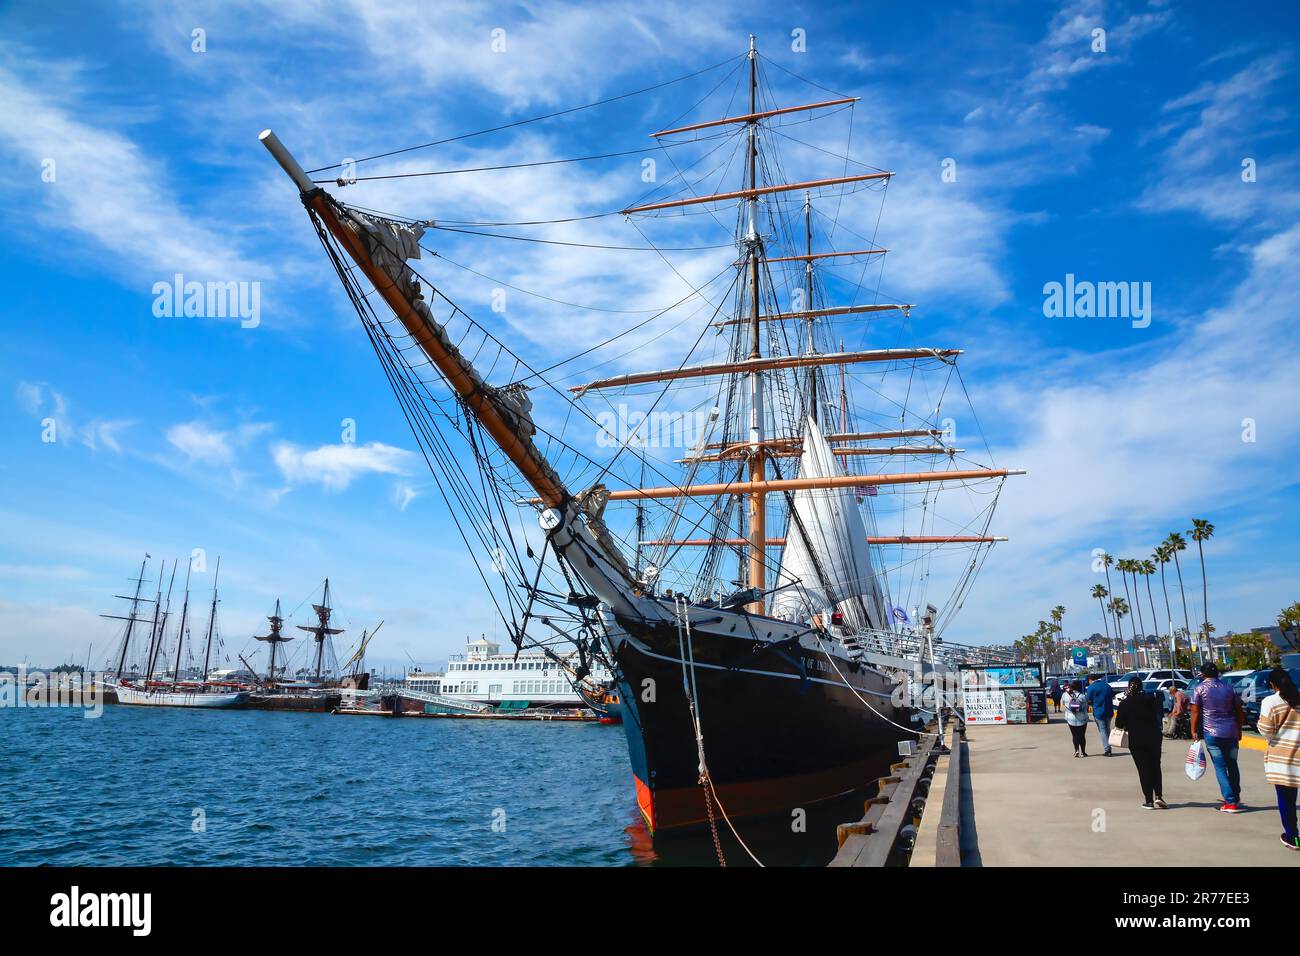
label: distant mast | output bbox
[200,557,221,684]
[172,562,193,688]
[109,558,149,680]
[143,562,168,683]
[255,597,293,684]
[297,578,344,681]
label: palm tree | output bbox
[1119,558,1144,646]
[1154,544,1175,657]
[1092,584,1111,645]
[1109,596,1130,666]
[1101,552,1123,658]
[1052,604,1066,644]
[1189,518,1215,651]
[1139,559,1162,664]
[1165,532,1194,660]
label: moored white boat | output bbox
[106,682,247,708]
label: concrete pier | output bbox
[958,716,1299,866]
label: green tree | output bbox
[1092,584,1111,647]
[1226,630,1276,670]
[1278,602,1300,651]
[1101,552,1122,655]
[1165,532,1194,659]
[1189,518,1215,649]
[1109,596,1130,664]
[1154,545,1175,650]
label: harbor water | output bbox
[1,706,855,866]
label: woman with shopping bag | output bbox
[1115,676,1167,809]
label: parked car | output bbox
[1238,667,1300,729]
[1108,668,1192,695]
[1114,677,1187,711]
[1221,668,1255,689]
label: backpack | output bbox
[1067,693,1083,712]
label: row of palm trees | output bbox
[1014,604,1070,671]
[1088,519,1216,667]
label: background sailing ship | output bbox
[261,35,1023,840]
[100,557,246,708]
[241,580,372,711]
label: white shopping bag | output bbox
[1185,740,1207,781]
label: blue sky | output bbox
[1,0,1298,671]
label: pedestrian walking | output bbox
[1115,677,1167,809]
[1255,667,1300,850]
[1085,673,1115,756]
[1190,662,1246,812]
[1064,680,1089,757]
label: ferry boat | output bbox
[404,636,614,711]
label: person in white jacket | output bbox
[1256,668,1300,851]
[1063,680,1089,757]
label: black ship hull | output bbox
[606,614,912,834]
[244,691,341,712]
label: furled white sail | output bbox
[771,417,887,629]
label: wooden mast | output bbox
[678,445,961,463]
[572,467,1026,502]
[200,557,220,685]
[112,558,148,681]
[744,34,765,614]
[804,191,816,425]
[259,130,569,511]
[172,562,192,688]
[569,348,959,393]
[650,96,859,137]
[698,428,942,450]
[143,562,166,684]
[712,302,912,327]
[763,249,886,264]
[620,173,891,215]
[644,535,1010,547]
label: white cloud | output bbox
[272,441,416,492]
[1138,52,1299,226]
[0,48,265,284]
[391,481,420,512]
[1025,0,1172,94]
[961,222,1300,639]
[166,421,236,466]
[14,382,133,453]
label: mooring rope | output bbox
[674,597,764,867]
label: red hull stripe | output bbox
[632,754,890,833]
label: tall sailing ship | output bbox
[243,580,370,711]
[101,557,247,708]
[261,36,1021,836]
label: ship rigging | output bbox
[260,35,1024,840]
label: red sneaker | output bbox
[1219,802,1240,813]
